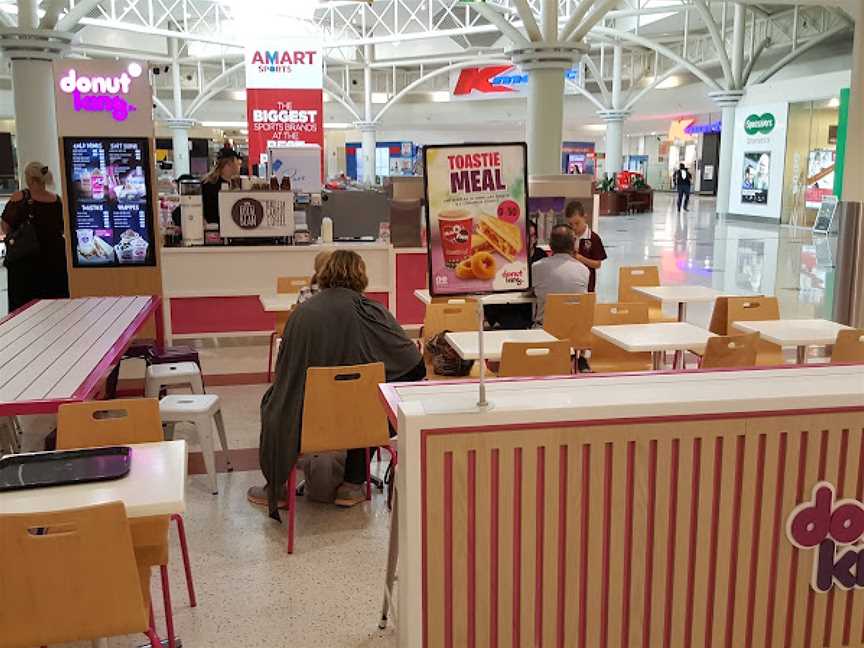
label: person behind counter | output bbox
[201,149,242,225]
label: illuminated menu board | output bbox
[63,137,155,267]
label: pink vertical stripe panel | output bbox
[823,428,848,647]
[444,451,454,648]
[642,440,658,648]
[491,449,500,648]
[723,436,746,648]
[846,430,864,645]
[783,431,809,648]
[663,439,681,648]
[683,437,703,648]
[764,433,788,648]
[468,450,477,648]
[535,446,545,648]
[705,437,724,648]
[744,435,768,647]
[601,443,613,648]
[557,445,568,648]
[579,445,591,648]
[621,441,636,648]
[513,447,523,648]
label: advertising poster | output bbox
[529,196,564,244]
[805,149,836,209]
[741,152,771,204]
[245,38,323,173]
[63,137,155,267]
[424,143,529,296]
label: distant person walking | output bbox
[675,163,693,212]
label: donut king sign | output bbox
[787,482,864,592]
[744,113,776,136]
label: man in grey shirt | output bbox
[532,224,589,324]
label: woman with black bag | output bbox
[1,162,69,313]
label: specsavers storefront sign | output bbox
[744,113,776,136]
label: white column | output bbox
[360,44,377,185]
[599,110,629,176]
[527,67,565,175]
[17,0,37,29]
[710,90,743,215]
[166,119,194,178]
[11,59,61,184]
[731,3,746,87]
[611,43,623,110]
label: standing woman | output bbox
[2,162,69,312]
[200,148,242,225]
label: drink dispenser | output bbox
[179,178,204,246]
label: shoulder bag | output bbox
[3,190,40,267]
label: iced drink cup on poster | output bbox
[438,209,473,268]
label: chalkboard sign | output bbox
[812,195,838,234]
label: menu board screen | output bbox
[63,137,155,267]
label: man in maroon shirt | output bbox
[566,201,607,293]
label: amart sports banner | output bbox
[245,37,323,172]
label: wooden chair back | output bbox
[618,266,661,303]
[590,303,653,373]
[832,329,864,363]
[543,292,596,350]
[0,502,149,647]
[700,332,760,369]
[725,296,784,365]
[277,276,311,294]
[430,296,476,305]
[422,302,480,339]
[709,296,730,335]
[498,341,573,378]
[301,363,389,454]
[57,398,163,449]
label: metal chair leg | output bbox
[160,565,176,648]
[171,513,197,607]
[379,483,399,629]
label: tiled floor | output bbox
[25,192,843,646]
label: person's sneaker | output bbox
[247,485,288,510]
[334,482,366,508]
[577,356,592,373]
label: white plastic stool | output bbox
[159,394,232,494]
[145,362,204,398]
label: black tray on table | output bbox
[0,446,132,492]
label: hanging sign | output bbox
[245,37,324,172]
[423,142,530,296]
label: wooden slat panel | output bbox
[497,444,515,647]
[540,443,560,648]
[629,438,651,648]
[426,438,447,648]
[689,434,717,648]
[563,442,582,647]
[475,446,492,648]
[670,436,696,648]
[649,438,672,648]
[585,443,604,648]
[812,428,842,647]
[519,445,537,648]
[842,427,864,646]
[708,435,737,648]
[452,450,469,647]
[606,441,626,648]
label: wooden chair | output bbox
[832,329,864,363]
[268,276,312,381]
[725,296,784,365]
[498,341,573,377]
[590,303,653,373]
[421,302,481,380]
[699,332,760,369]
[57,399,197,646]
[543,292,596,351]
[284,363,390,553]
[0,502,161,648]
[618,266,676,323]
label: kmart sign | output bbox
[744,113,776,135]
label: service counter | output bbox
[160,243,428,342]
[380,365,864,648]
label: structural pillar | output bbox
[599,110,629,176]
[709,90,744,215]
[0,29,71,188]
[355,121,378,185]
[167,118,195,178]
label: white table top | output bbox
[0,297,155,414]
[0,441,187,517]
[591,322,716,352]
[384,365,864,428]
[445,329,558,361]
[633,285,724,303]
[414,289,535,306]
[732,319,852,346]
[259,293,300,312]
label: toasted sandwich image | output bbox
[470,233,493,253]
[475,215,524,262]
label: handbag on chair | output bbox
[3,190,40,267]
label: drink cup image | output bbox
[76,229,95,256]
[438,209,473,268]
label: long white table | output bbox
[259,293,300,312]
[632,285,724,321]
[0,440,186,516]
[732,318,852,364]
[0,296,161,416]
[445,329,558,361]
[591,322,716,370]
[414,288,535,306]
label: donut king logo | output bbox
[58,62,143,122]
[744,113,776,136]
[787,482,864,592]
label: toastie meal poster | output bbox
[424,142,530,296]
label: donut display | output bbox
[470,251,496,280]
[455,258,475,279]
